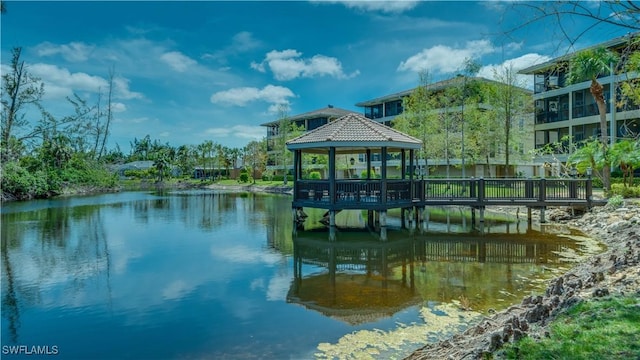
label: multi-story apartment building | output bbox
[261,105,356,171]
[518,32,640,169]
[355,76,535,177]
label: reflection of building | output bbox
[518,32,640,165]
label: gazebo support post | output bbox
[329,211,337,241]
[379,210,387,241]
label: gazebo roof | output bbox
[286,113,422,153]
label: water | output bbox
[1,191,601,359]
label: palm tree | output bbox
[609,139,640,187]
[568,47,619,192]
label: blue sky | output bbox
[1,1,631,153]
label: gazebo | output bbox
[286,113,422,240]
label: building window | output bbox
[384,100,403,117]
[364,104,383,119]
[534,74,545,93]
[307,117,327,131]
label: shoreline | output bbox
[405,202,640,359]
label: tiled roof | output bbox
[286,113,422,150]
[260,106,356,127]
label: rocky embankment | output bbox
[406,203,640,360]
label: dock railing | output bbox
[294,178,596,209]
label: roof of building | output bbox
[354,76,524,107]
[260,106,357,127]
[286,113,422,152]
[518,31,639,75]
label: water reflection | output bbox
[1,204,113,344]
[290,233,418,325]
[290,227,582,319]
[0,192,599,359]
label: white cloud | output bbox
[212,245,281,265]
[315,0,419,13]
[24,62,143,101]
[478,53,553,89]
[34,41,95,62]
[29,63,108,99]
[251,49,359,81]
[113,76,144,100]
[202,31,262,63]
[204,125,266,141]
[110,102,127,112]
[210,84,295,107]
[160,51,198,72]
[397,39,497,74]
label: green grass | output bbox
[500,296,640,360]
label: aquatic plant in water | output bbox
[315,303,482,359]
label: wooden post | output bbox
[292,207,297,235]
[329,210,337,241]
[380,210,387,241]
[329,147,336,206]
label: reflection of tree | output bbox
[1,233,21,343]
[1,202,113,344]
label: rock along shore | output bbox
[405,203,640,360]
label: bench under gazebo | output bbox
[286,113,422,240]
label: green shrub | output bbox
[607,194,625,208]
[308,171,321,180]
[610,183,640,198]
[239,171,250,183]
[591,176,603,189]
[1,162,51,198]
[271,175,293,182]
[124,169,152,179]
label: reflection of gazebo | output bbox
[286,113,422,240]
[287,234,420,325]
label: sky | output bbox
[1,1,633,153]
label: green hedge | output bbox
[610,183,640,198]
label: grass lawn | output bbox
[500,295,640,359]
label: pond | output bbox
[0,190,603,359]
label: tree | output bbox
[567,138,605,179]
[619,37,640,115]
[272,104,304,184]
[567,47,619,192]
[609,139,640,187]
[152,149,170,182]
[506,2,639,48]
[277,105,290,185]
[243,139,267,183]
[1,47,45,160]
[486,63,532,177]
[97,68,115,160]
[393,71,443,178]
[456,59,481,177]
